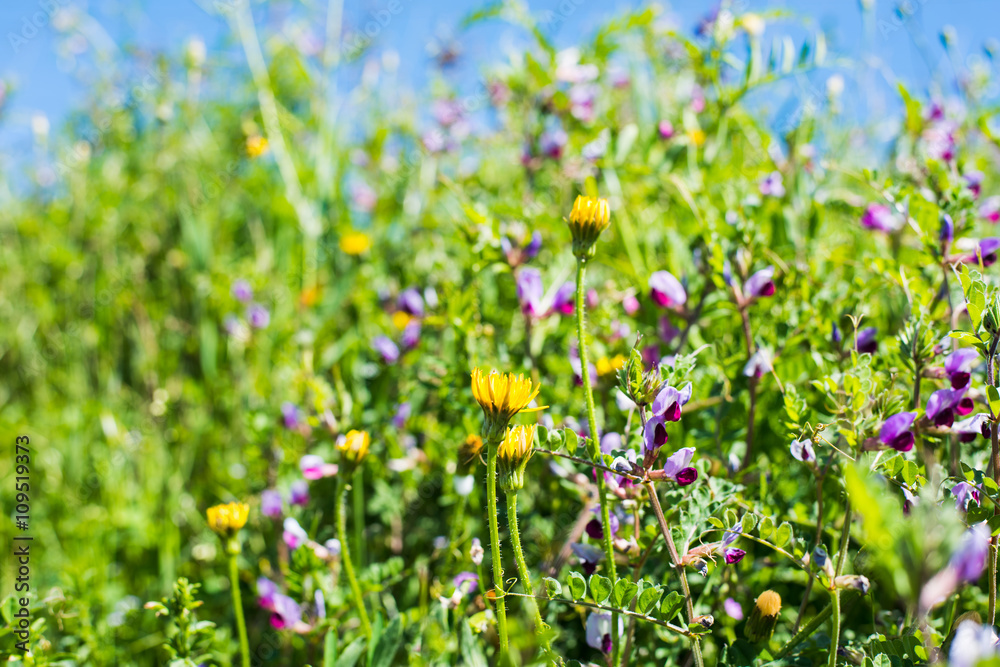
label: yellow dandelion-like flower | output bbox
[687,128,706,147]
[567,195,611,259]
[246,135,269,158]
[596,354,627,377]
[206,502,250,537]
[497,425,536,492]
[392,311,413,330]
[471,368,545,442]
[340,231,372,256]
[744,590,782,643]
[459,434,485,469]
[337,429,370,467]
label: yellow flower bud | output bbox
[206,502,250,538]
[567,195,611,259]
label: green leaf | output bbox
[774,522,792,548]
[988,386,1000,418]
[635,585,662,615]
[565,428,579,454]
[333,637,367,667]
[724,508,738,529]
[759,516,774,540]
[543,577,562,599]
[567,572,587,600]
[612,578,639,608]
[370,616,403,667]
[460,618,488,667]
[659,591,684,622]
[324,630,337,667]
[741,513,758,534]
[590,574,612,604]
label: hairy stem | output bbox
[575,259,619,663]
[486,442,510,657]
[506,491,555,661]
[989,338,999,625]
[828,500,852,666]
[645,482,704,667]
[228,552,251,667]
[337,478,372,637]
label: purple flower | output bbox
[952,523,990,583]
[662,447,697,486]
[282,517,308,550]
[953,413,990,443]
[569,84,598,122]
[924,123,956,162]
[539,124,568,159]
[257,577,279,611]
[281,402,303,430]
[980,196,1000,223]
[651,383,692,421]
[552,283,575,315]
[861,203,902,233]
[516,268,544,317]
[940,213,954,245]
[525,231,542,259]
[945,348,978,389]
[401,321,421,349]
[857,327,878,354]
[393,402,411,429]
[718,529,745,564]
[453,571,478,596]
[963,238,1000,267]
[586,612,624,653]
[372,336,400,363]
[649,271,687,308]
[231,279,253,303]
[398,288,425,317]
[571,542,604,575]
[831,323,842,344]
[600,432,622,454]
[248,303,270,329]
[950,622,1000,667]
[879,412,917,452]
[643,417,669,454]
[724,597,744,621]
[952,481,981,511]
[926,388,962,427]
[965,171,983,198]
[299,454,336,480]
[744,266,776,301]
[261,489,283,518]
[289,480,309,506]
[759,171,785,197]
[622,294,640,315]
[658,120,674,139]
[743,349,772,378]
[585,509,620,539]
[269,593,303,630]
[790,439,814,462]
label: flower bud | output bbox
[497,425,536,493]
[744,590,781,643]
[834,575,871,594]
[567,195,611,260]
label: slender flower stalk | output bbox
[828,500,852,666]
[506,492,555,660]
[336,477,372,637]
[988,336,1000,625]
[206,502,251,667]
[644,483,704,667]
[486,442,510,656]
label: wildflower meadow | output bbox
[6,1,1000,665]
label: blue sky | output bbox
[1,0,998,152]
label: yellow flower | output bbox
[246,135,269,158]
[471,368,544,442]
[567,195,611,259]
[206,502,250,537]
[337,429,370,467]
[340,231,372,256]
[687,128,706,147]
[392,311,413,330]
[459,434,485,469]
[497,425,536,492]
[596,354,626,377]
[744,590,782,643]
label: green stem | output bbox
[774,602,832,660]
[828,591,841,667]
[575,259,619,663]
[506,491,556,661]
[337,478,372,637]
[228,552,251,667]
[486,442,510,658]
[828,500,852,667]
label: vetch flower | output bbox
[724,597,744,620]
[206,502,249,537]
[963,238,1000,267]
[231,279,253,303]
[926,388,973,427]
[398,288,425,317]
[743,349,772,378]
[662,447,698,486]
[261,489,283,518]
[861,203,903,233]
[372,336,400,363]
[570,542,604,575]
[790,438,815,462]
[516,268,544,317]
[856,327,878,354]
[299,454,337,480]
[743,266,776,302]
[649,271,687,308]
[257,577,278,609]
[950,621,1000,667]
[470,368,544,442]
[567,195,611,259]
[453,571,479,597]
[879,412,917,452]
[401,321,421,349]
[247,303,270,329]
[758,172,785,197]
[651,382,692,422]
[658,119,674,139]
[643,416,669,454]
[282,517,308,550]
[980,196,1000,223]
[953,413,990,443]
[952,481,981,511]
[718,529,745,564]
[281,402,303,430]
[552,282,575,315]
[585,611,624,653]
[945,348,978,389]
[940,213,954,246]
[269,593,303,630]
[920,523,990,611]
[744,590,781,643]
[392,402,411,430]
[289,480,309,506]
[497,425,536,492]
